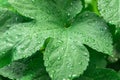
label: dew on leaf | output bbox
[67,13,70,16]
[63,78,70,80]
[57,57,61,61]
[72,74,77,77]
[68,74,72,79]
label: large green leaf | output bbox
[0,51,50,80]
[98,0,120,26]
[0,0,113,80]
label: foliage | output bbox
[0,0,120,80]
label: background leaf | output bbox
[85,68,120,80]
[98,0,120,26]
[0,51,50,80]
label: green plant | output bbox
[0,0,120,80]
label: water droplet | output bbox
[67,13,70,16]
[63,78,70,80]
[104,27,107,30]
[85,13,89,17]
[84,52,88,56]
[51,70,55,73]
[64,54,67,57]
[78,62,82,65]
[2,51,5,54]
[72,74,77,77]
[32,0,35,2]
[15,36,18,39]
[57,57,61,61]
[50,74,53,78]
[70,2,73,5]
[68,74,72,78]
[61,48,64,50]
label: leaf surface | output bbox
[98,0,120,26]
[9,0,82,23]
[0,8,27,68]
[44,38,89,80]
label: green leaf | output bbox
[0,8,14,35]
[0,8,33,62]
[83,48,107,77]
[0,22,61,60]
[71,12,113,55]
[88,48,107,68]
[0,0,113,79]
[9,0,82,22]
[0,0,14,11]
[44,38,89,80]
[86,68,120,80]
[0,8,27,68]
[0,75,11,80]
[0,0,10,7]
[118,71,120,78]
[0,8,24,35]
[0,51,50,80]
[98,0,120,26]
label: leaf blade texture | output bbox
[98,0,120,26]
